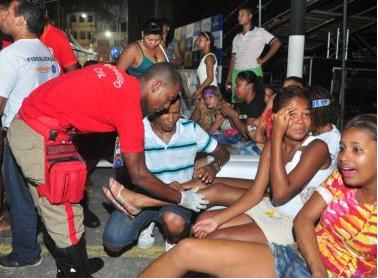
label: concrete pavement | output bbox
[0,168,165,278]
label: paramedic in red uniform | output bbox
[7,62,209,277]
[39,22,80,72]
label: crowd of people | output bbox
[0,0,376,278]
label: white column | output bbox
[287,35,305,77]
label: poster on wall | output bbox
[175,14,223,83]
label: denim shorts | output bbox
[269,243,311,278]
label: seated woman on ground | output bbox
[252,84,275,145]
[192,86,334,246]
[220,71,265,139]
[138,114,377,278]
[190,85,233,133]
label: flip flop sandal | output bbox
[108,178,141,216]
[102,187,133,218]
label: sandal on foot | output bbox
[102,187,133,218]
[108,178,141,216]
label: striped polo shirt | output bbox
[143,117,218,184]
[232,26,276,70]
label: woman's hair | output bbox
[159,18,174,45]
[273,86,310,113]
[198,31,215,53]
[142,19,163,37]
[240,4,253,14]
[236,70,263,95]
[262,84,276,95]
[308,85,339,128]
[283,76,307,88]
[197,85,225,131]
[344,114,377,141]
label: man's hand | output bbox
[168,181,185,192]
[194,164,217,184]
[181,179,209,190]
[179,187,209,212]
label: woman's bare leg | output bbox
[113,181,246,212]
[208,222,267,243]
[108,179,171,211]
[195,209,268,243]
[213,177,253,190]
[200,183,246,206]
[138,238,275,278]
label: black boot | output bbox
[43,233,104,278]
[82,192,100,228]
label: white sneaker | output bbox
[137,222,155,249]
[164,241,176,252]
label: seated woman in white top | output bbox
[308,85,341,168]
[192,86,335,246]
[193,31,218,101]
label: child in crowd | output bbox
[190,85,232,133]
[308,85,341,168]
[221,71,265,139]
[263,85,275,104]
[138,114,376,278]
[283,75,307,88]
[253,84,275,143]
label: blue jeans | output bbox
[269,243,311,278]
[2,141,41,263]
[103,205,192,250]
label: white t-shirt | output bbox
[232,27,275,70]
[312,125,341,169]
[196,53,217,86]
[0,39,59,128]
[143,117,218,184]
[276,136,336,218]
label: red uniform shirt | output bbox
[20,64,144,153]
[40,24,78,70]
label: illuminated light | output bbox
[105,31,112,38]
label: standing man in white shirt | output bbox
[225,5,282,103]
[0,0,60,269]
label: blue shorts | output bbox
[269,243,311,278]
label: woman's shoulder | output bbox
[301,137,329,156]
[123,41,140,52]
[204,53,217,62]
